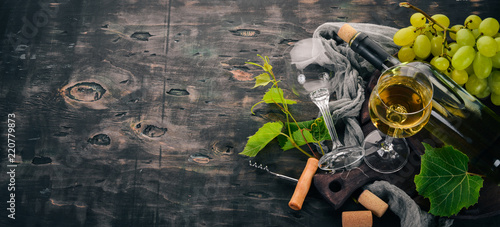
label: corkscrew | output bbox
[248,160,298,183]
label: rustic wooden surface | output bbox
[1,0,500,226]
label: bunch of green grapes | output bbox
[393,13,500,106]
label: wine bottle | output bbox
[337,24,500,184]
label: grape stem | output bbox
[399,2,446,31]
[400,2,452,66]
[467,172,486,178]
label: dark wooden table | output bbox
[1,0,500,226]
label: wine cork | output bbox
[337,24,358,43]
[342,210,373,227]
[357,190,389,218]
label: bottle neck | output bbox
[348,33,400,71]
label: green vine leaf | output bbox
[253,73,272,88]
[278,118,331,151]
[298,117,331,142]
[414,143,484,217]
[292,129,314,146]
[279,129,314,151]
[240,122,284,157]
[279,137,296,151]
[262,87,297,105]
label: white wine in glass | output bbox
[364,65,433,173]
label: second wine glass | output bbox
[363,64,434,174]
[285,38,364,172]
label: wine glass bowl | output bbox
[285,38,331,98]
[284,38,364,172]
[363,64,434,173]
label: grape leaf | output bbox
[414,143,484,217]
[278,117,331,151]
[239,122,283,157]
[253,73,272,88]
[290,117,331,142]
[262,87,297,105]
[279,129,315,151]
[291,129,314,146]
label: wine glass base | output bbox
[363,130,409,174]
[318,145,364,172]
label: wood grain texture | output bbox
[1,0,500,226]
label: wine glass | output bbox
[363,64,433,173]
[284,38,364,172]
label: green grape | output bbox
[472,29,481,39]
[413,34,431,59]
[466,74,488,95]
[446,42,460,57]
[476,85,491,99]
[430,35,444,56]
[393,26,417,46]
[492,93,500,105]
[479,17,500,36]
[431,14,450,31]
[452,46,476,70]
[491,51,500,68]
[433,56,450,71]
[456,29,476,47]
[451,69,469,85]
[423,24,434,40]
[430,55,439,66]
[449,25,464,40]
[465,63,475,75]
[464,15,482,29]
[424,32,434,42]
[496,37,500,49]
[473,52,493,79]
[488,70,500,94]
[398,46,416,62]
[476,36,498,57]
[410,13,426,27]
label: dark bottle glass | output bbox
[338,24,500,184]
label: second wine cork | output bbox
[342,210,372,227]
[357,190,389,218]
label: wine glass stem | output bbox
[310,90,342,151]
[379,136,394,158]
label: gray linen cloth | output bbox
[366,181,453,227]
[309,22,453,227]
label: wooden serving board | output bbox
[313,71,500,219]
